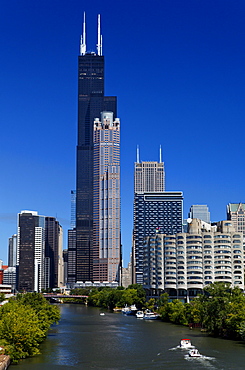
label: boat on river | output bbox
[143,310,159,320]
[179,339,192,349]
[136,310,144,318]
[122,304,137,315]
[188,348,201,357]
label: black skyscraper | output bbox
[76,14,117,282]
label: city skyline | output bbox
[1,1,245,266]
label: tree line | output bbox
[72,282,245,340]
[158,282,245,340]
[0,292,60,364]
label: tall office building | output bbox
[17,211,63,292]
[93,112,121,282]
[17,211,45,292]
[189,204,210,224]
[76,14,117,282]
[132,153,183,284]
[45,217,64,289]
[227,203,245,236]
[8,234,17,267]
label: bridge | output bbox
[43,294,88,299]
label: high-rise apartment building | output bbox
[189,204,210,223]
[227,203,245,236]
[76,14,117,282]
[132,155,183,285]
[18,211,45,292]
[143,219,244,300]
[93,112,121,282]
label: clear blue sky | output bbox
[1,0,245,266]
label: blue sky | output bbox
[1,0,245,266]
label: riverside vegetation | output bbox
[0,292,60,364]
[72,282,245,341]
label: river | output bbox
[11,304,245,369]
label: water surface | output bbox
[12,304,245,369]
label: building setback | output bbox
[76,14,117,282]
[143,219,244,300]
[93,112,121,282]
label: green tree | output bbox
[0,301,44,363]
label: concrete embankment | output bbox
[0,355,10,370]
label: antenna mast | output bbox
[137,145,140,163]
[97,14,102,56]
[159,145,162,163]
[80,12,86,56]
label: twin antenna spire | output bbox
[80,12,102,56]
[136,146,163,163]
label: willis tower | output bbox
[76,14,117,282]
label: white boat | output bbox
[136,310,144,318]
[143,310,159,320]
[100,313,105,316]
[188,349,201,357]
[180,339,192,348]
[122,304,137,315]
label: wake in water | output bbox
[184,353,216,368]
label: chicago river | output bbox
[11,304,245,369]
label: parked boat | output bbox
[179,339,192,348]
[188,348,201,357]
[122,304,137,315]
[143,310,159,320]
[136,310,144,318]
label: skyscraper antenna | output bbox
[80,12,86,56]
[160,145,162,163]
[97,14,102,56]
[137,145,140,163]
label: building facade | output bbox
[227,203,245,236]
[45,217,64,289]
[76,14,117,282]
[93,112,121,283]
[133,191,183,284]
[17,211,45,292]
[143,219,244,300]
[189,204,210,224]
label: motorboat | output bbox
[122,304,137,315]
[179,339,192,348]
[136,310,144,318]
[188,349,202,357]
[100,313,105,316]
[143,310,159,320]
